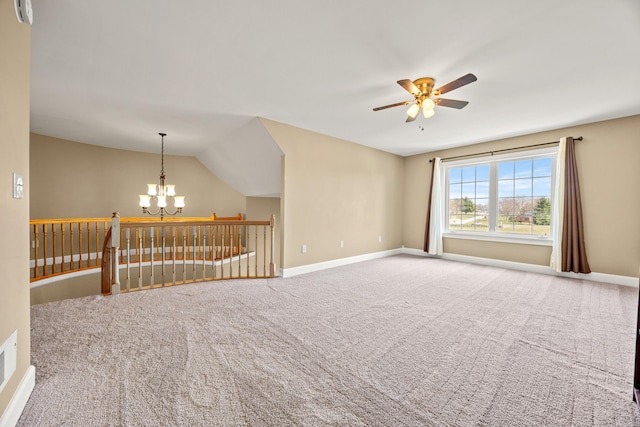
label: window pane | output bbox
[514,178,532,197]
[471,208,488,231]
[498,162,514,179]
[498,180,514,198]
[449,213,463,230]
[475,198,489,215]
[462,167,476,182]
[514,160,532,178]
[533,177,551,197]
[475,165,490,181]
[449,197,461,214]
[462,183,475,199]
[533,158,552,177]
[476,181,489,198]
[498,197,514,216]
[450,167,462,184]
[449,182,461,199]
[532,196,551,235]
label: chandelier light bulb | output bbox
[139,195,151,208]
[147,184,157,196]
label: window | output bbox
[444,148,556,242]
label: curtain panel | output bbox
[424,157,443,255]
[551,137,591,274]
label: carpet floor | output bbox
[18,255,640,426]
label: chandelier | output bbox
[138,133,185,218]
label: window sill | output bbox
[443,231,553,246]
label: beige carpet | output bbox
[19,255,640,426]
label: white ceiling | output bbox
[29,1,640,195]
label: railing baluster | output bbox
[33,225,39,280]
[202,233,207,282]
[263,224,267,277]
[150,226,155,287]
[270,214,276,277]
[214,225,219,277]
[138,228,143,290]
[85,222,89,267]
[192,227,197,282]
[94,222,99,267]
[172,231,176,286]
[208,225,214,280]
[42,224,48,277]
[126,228,131,292]
[182,226,187,284]
[61,224,66,273]
[78,222,83,269]
[52,224,57,275]
[70,223,75,271]
[161,227,166,286]
[221,230,226,279]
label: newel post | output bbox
[111,212,121,295]
[269,214,276,277]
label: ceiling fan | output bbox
[373,73,477,122]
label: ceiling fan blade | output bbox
[373,100,412,111]
[397,79,421,95]
[434,73,477,95]
[435,98,469,109]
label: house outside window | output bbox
[444,147,556,245]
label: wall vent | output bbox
[0,330,17,394]
[0,351,5,386]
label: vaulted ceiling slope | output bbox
[30,1,640,195]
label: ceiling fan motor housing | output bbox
[413,77,435,96]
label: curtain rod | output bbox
[429,136,583,163]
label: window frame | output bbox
[442,147,557,246]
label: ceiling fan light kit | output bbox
[373,73,477,123]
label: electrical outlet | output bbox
[340,240,344,248]
[378,235,382,243]
[301,244,307,254]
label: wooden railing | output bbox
[102,213,276,295]
[29,212,261,283]
[30,217,111,281]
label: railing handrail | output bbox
[29,213,244,226]
[118,219,271,228]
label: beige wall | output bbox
[0,0,31,417]
[30,133,247,219]
[403,115,640,278]
[261,119,404,269]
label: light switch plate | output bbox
[13,173,23,199]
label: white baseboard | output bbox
[0,365,35,427]
[280,248,403,278]
[402,247,639,288]
[280,247,638,287]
